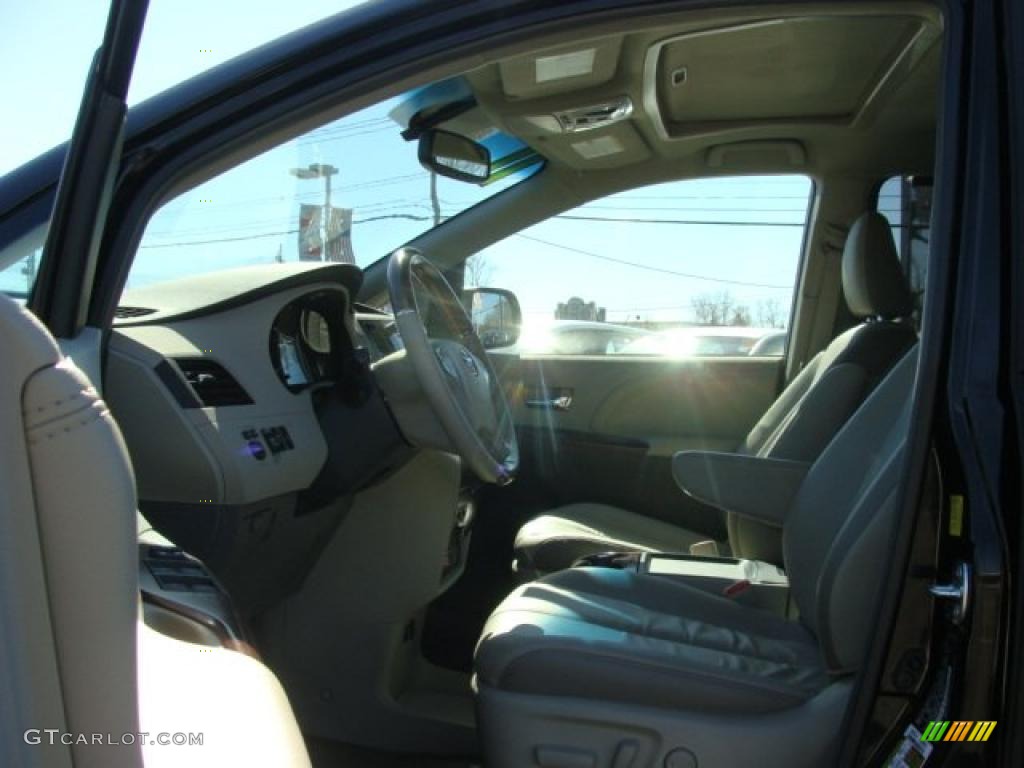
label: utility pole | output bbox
[21,251,36,294]
[290,163,339,261]
[429,171,441,226]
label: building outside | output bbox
[555,296,606,322]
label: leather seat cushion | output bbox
[515,503,709,573]
[476,566,828,715]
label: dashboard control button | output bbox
[259,426,294,454]
[262,428,282,454]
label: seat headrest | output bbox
[841,212,913,319]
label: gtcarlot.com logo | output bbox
[24,730,204,747]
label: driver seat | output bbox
[474,345,919,768]
[514,211,916,574]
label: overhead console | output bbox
[468,4,942,174]
[642,14,942,140]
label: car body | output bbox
[748,330,788,357]
[620,325,780,357]
[515,320,651,355]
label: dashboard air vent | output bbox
[114,305,157,319]
[174,358,253,407]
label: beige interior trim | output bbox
[137,620,310,768]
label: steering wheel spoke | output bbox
[387,248,519,485]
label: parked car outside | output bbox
[620,326,781,357]
[515,320,651,355]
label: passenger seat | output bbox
[475,345,920,768]
[515,211,916,573]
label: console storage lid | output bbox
[672,451,810,527]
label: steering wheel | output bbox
[387,247,519,485]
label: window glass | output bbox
[878,175,931,325]
[471,175,811,357]
[0,225,46,301]
[128,99,535,291]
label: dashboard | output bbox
[104,263,410,611]
[101,261,486,619]
[110,266,357,504]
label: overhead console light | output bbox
[571,135,624,159]
[535,49,596,82]
[523,115,563,133]
[543,96,633,134]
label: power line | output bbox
[579,204,811,214]
[552,214,804,227]
[306,117,392,134]
[296,125,397,146]
[606,193,812,201]
[513,232,792,290]
[144,200,437,239]
[147,173,433,221]
[139,229,299,249]
[139,212,435,250]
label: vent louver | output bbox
[173,358,253,407]
[114,306,157,319]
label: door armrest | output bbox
[671,451,810,527]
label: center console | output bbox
[576,550,791,615]
[640,552,790,613]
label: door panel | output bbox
[492,352,783,539]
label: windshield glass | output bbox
[127,93,539,291]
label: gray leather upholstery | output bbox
[841,211,914,318]
[513,502,708,570]
[671,453,809,527]
[478,567,828,714]
[515,211,916,572]
[475,346,919,767]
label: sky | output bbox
[0,0,903,330]
[0,0,368,176]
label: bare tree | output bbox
[464,252,494,287]
[729,304,752,327]
[754,298,787,329]
[691,294,715,325]
[691,291,736,325]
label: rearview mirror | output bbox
[419,130,490,184]
[464,287,521,349]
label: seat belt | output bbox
[789,223,845,382]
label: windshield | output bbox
[126,95,538,291]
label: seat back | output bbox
[731,212,917,562]
[0,296,141,768]
[782,344,918,672]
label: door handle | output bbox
[525,395,573,411]
[929,560,971,625]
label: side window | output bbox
[470,175,811,357]
[0,226,45,301]
[878,175,931,326]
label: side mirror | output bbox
[419,130,490,184]
[464,287,522,350]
